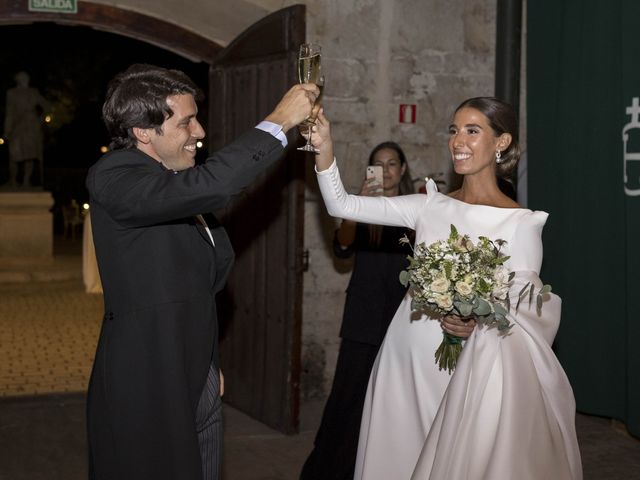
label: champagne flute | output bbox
[299,75,325,153]
[297,43,323,152]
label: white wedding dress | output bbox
[316,161,582,480]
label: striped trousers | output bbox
[195,362,223,479]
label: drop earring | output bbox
[495,150,502,164]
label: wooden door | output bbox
[208,5,305,434]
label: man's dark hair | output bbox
[102,64,203,150]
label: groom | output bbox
[86,64,318,480]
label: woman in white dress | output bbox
[308,98,582,480]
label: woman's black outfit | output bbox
[300,224,413,480]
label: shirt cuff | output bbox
[256,121,288,148]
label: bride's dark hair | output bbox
[454,97,520,178]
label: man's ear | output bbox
[132,127,151,144]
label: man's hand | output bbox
[265,83,319,133]
[441,314,476,339]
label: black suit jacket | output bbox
[86,128,283,479]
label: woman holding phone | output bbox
[300,142,415,480]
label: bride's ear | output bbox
[496,133,512,151]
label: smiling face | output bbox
[370,147,407,196]
[448,107,510,179]
[135,93,205,171]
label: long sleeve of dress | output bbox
[316,159,429,230]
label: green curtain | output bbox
[528,0,639,436]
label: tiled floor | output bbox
[0,279,102,397]
[0,247,639,479]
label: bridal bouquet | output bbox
[399,225,550,373]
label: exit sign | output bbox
[29,0,77,14]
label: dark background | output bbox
[0,23,209,233]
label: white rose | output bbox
[434,293,453,310]
[431,276,450,294]
[493,285,510,300]
[455,281,473,296]
[492,266,511,299]
[494,265,509,284]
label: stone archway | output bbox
[0,1,222,62]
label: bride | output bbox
[308,98,582,480]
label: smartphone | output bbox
[366,165,384,186]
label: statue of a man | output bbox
[3,71,50,189]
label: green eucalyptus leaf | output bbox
[529,282,535,305]
[498,322,512,332]
[399,270,410,287]
[537,294,543,315]
[540,284,552,294]
[474,298,492,316]
[518,282,531,298]
[516,282,530,312]
[455,301,473,317]
[494,303,508,316]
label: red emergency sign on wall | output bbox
[399,104,416,124]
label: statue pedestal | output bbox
[0,192,54,258]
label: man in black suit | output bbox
[86,64,317,480]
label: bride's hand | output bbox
[441,314,476,338]
[310,108,334,171]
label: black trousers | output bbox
[299,339,379,480]
[196,362,223,480]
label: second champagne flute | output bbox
[299,75,325,153]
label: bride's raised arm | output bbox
[311,109,427,229]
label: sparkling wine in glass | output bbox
[299,75,325,153]
[298,44,322,88]
[297,43,322,152]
